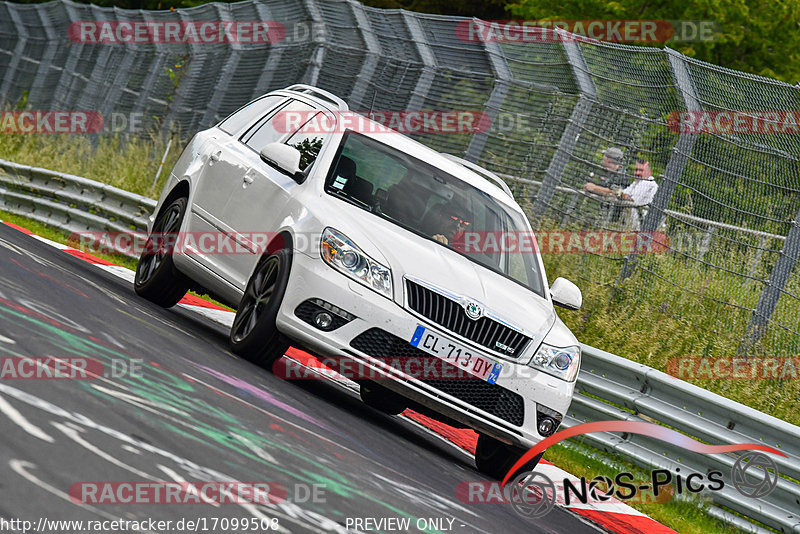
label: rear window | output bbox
[218,95,284,136]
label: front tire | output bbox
[229,249,292,367]
[134,197,191,307]
[475,434,543,480]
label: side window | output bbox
[284,112,331,171]
[243,100,317,152]
[218,95,284,136]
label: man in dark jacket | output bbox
[584,147,628,191]
[583,147,629,222]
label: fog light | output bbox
[295,299,355,331]
[314,311,333,329]
[538,417,556,436]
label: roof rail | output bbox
[284,84,349,111]
[441,154,514,199]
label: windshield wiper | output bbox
[329,188,373,212]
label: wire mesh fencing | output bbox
[1,0,799,360]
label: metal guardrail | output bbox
[572,345,800,534]
[0,160,798,533]
[0,158,155,257]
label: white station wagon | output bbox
[136,84,583,479]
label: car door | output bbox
[190,95,287,228]
[217,99,331,289]
[186,96,288,276]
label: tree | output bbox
[506,0,800,84]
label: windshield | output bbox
[324,131,544,296]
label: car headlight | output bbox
[529,343,581,382]
[320,227,392,299]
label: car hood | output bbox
[326,206,556,343]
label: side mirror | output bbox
[260,143,303,182]
[550,277,582,310]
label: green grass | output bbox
[0,132,182,198]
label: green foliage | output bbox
[291,137,323,170]
[506,0,800,83]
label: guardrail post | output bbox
[619,48,700,279]
[463,21,512,164]
[740,208,800,354]
[530,29,596,229]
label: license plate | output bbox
[410,325,503,384]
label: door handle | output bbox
[243,175,254,184]
[210,151,221,163]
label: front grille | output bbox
[350,328,525,426]
[405,279,531,357]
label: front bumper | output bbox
[275,251,575,449]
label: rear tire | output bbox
[475,433,543,480]
[360,382,407,415]
[134,197,191,307]
[229,249,292,368]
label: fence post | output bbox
[199,4,244,128]
[27,4,60,109]
[463,21,512,164]
[301,0,327,86]
[403,12,437,113]
[252,1,283,97]
[619,48,701,279]
[0,4,28,101]
[347,0,381,108]
[50,2,87,110]
[740,209,800,354]
[159,8,206,137]
[530,29,596,229]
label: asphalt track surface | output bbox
[0,223,605,534]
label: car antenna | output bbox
[367,88,378,119]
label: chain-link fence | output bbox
[1,0,799,360]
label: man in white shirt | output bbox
[621,160,658,229]
[583,159,658,229]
